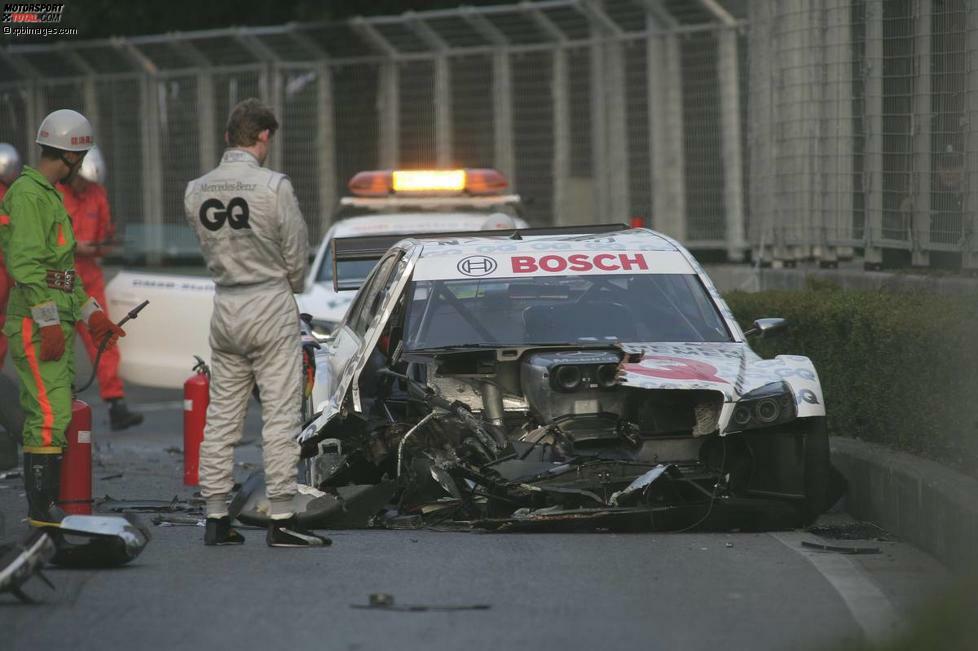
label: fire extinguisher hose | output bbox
[75,300,150,395]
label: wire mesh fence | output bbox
[750,0,978,270]
[0,0,747,264]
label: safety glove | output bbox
[38,324,65,361]
[87,310,126,348]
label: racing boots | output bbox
[23,452,65,526]
[204,516,245,546]
[108,398,144,431]
[266,517,332,548]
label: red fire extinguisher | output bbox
[60,399,92,515]
[183,356,210,486]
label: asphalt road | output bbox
[0,358,952,651]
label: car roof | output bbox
[329,212,523,239]
[411,228,680,257]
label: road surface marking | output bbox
[771,531,899,644]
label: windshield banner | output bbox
[412,250,695,281]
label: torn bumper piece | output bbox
[0,530,56,603]
[36,515,151,568]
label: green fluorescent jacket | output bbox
[0,166,93,327]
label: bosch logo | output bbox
[457,255,498,277]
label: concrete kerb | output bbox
[830,436,978,571]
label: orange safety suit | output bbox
[57,181,124,400]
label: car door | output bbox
[317,251,402,413]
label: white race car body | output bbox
[288,225,835,532]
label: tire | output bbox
[801,420,830,524]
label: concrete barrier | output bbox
[830,436,978,570]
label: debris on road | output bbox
[99,473,124,481]
[351,593,491,612]
[96,495,202,514]
[800,540,881,555]
[151,514,205,527]
[807,521,894,542]
[0,531,56,604]
[36,515,152,568]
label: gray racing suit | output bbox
[184,148,309,519]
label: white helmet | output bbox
[78,145,106,184]
[0,143,21,185]
[481,212,518,230]
[36,109,94,152]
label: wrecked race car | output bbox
[240,225,837,532]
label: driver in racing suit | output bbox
[184,98,328,548]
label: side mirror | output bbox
[312,331,335,345]
[743,317,787,338]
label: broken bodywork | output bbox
[239,227,840,532]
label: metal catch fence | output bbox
[749,0,978,270]
[0,0,748,263]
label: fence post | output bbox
[317,61,337,234]
[197,70,217,173]
[492,49,515,182]
[140,75,164,266]
[717,25,747,261]
[377,61,399,168]
[823,0,854,263]
[24,82,42,167]
[552,45,571,225]
[646,12,686,241]
[963,3,978,270]
[604,38,629,226]
[863,0,884,268]
[353,18,400,168]
[433,55,452,167]
[911,0,932,267]
[801,2,821,263]
[408,15,453,167]
[748,0,773,262]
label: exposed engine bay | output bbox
[234,344,832,533]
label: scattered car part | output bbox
[96,495,201,514]
[151,514,205,527]
[351,593,491,612]
[36,515,151,568]
[0,530,56,604]
[800,541,882,555]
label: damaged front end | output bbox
[290,343,833,533]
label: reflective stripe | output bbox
[22,445,62,454]
[21,317,54,447]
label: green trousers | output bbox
[3,316,74,452]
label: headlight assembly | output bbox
[727,381,796,432]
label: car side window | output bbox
[348,253,402,337]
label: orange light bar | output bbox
[465,168,508,195]
[348,170,393,197]
[392,169,466,193]
[347,168,510,197]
